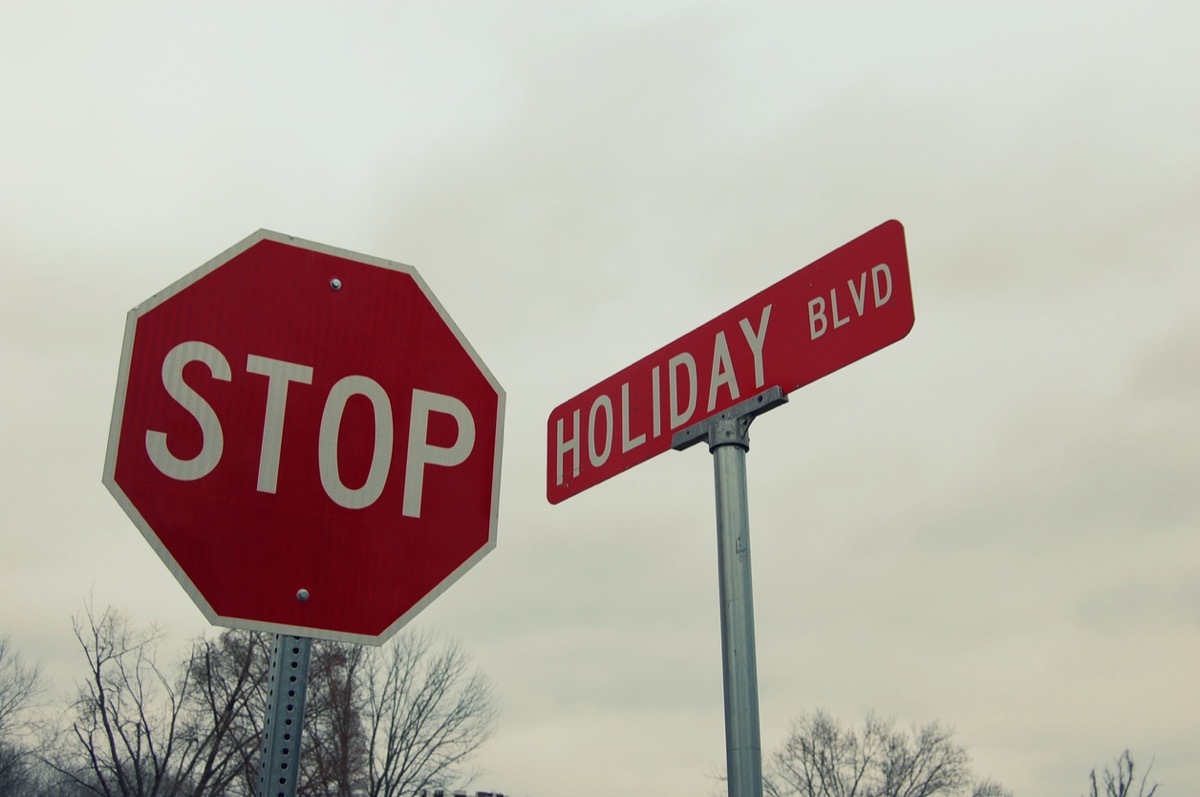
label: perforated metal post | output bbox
[673,387,787,797]
[257,634,312,797]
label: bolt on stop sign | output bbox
[103,230,504,644]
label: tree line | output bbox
[0,605,495,796]
[762,711,1161,797]
[2,607,1164,797]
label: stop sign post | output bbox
[103,229,504,644]
[104,230,504,797]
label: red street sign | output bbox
[103,231,504,644]
[546,219,913,504]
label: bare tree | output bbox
[182,630,273,797]
[362,630,497,797]
[43,604,496,797]
[48,604,183,795]
[44,605,263,797]
[300,642,369,797]
[1086,750,1159,797]
[45,606,496,797]
[0,635,45,795]
[764,710,1010,797]
[181,630,495,797]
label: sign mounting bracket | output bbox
[671,386,787,452]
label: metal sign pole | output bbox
[674,387,787,797]
[257,634,313,797]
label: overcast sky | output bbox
[2,2,1198,795]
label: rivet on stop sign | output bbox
[296,589,310,603]
[329,277,342,291]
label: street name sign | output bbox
[546,219,913,503]
[104,230,504,644]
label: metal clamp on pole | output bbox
[671,386,787,453]
[672,386,786,797]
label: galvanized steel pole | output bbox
[673,387,786,797]
[711,428,761,797]
[257,634,313,797]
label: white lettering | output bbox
[146,343,488,511]
[668,352,697,429]
[808,297,828,340]
[319,375,394,510]
[651,365,662,439]
[831,288,850,329]
[556,409,581,485]
[588,394,613,467]
[146,341,231,481]
[849,272,868,316]
[246,355,314,494]
[738,304,771,389]
[403,389,475,518]
[707,331,740,412]
[620,382,646,453]
[872,263,893,307]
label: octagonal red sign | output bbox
[103,230,504,644]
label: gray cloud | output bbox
[3,3,1199,796]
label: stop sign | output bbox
[102,230,504,644]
